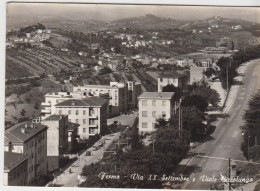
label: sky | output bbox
[6,3,260,23]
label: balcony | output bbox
[41,109,51,114]
[41,102,51,106]
[89,115,98,119]
[89,124,98,127]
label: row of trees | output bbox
[216,45,260,89]
[241,90,260,160]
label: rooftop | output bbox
[4,152,28,172]
[159,71,186,78]
[138,92,174,99]
[5,122,47,145]
[43,115,65,121]
[55,97,107,107]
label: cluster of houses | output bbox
[6,29,52,49]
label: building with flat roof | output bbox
[138,92,175,134]
[73,82,128,117]
[54,97,108,139]
[4,122,47,184]
[158,71,187,92]
[41,115,69,172]
[4,152,28,186]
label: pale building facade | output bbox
[73,82,128,117]
[54,97,108,139]
[138,92,174,134]
[158,72,187,92]
[4,122,48,184]
[41,115,69,172]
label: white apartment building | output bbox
[138,92,175,134]
[41,91,86,119]
[73,82,128,117]
[158,71,187,92]
[54,97,108,139]
[4,122,48,184]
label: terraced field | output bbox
[5,48,87,79]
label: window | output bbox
[83,119,86,124]
[59,110,62,115]
[83,110,86,115]
[68,110,71,115]
[152,100,156,106]
[160,78,163,82]
[76,119,79,124]
[162,111,166,117]
[90,108,95,116]
[162,100,166,106]
[152,111,156,117]
[76,110,79,115]
[142,100,147,106]
[142,122,147,128]
[142,111,148,117]
[83,128,86,133]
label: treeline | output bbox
[241,90,260,160]
[216,45,260,89]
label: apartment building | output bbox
[41,115,69,172]
[54,97,108,139]
[41,91,85,119]
[158,71,187,92]
[4,122,47,184]
[4,152,28,186]
[73,82,128,117]
[138,92,175,134]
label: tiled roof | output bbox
[4,152,28,172]
[159,71,186,78]
[55,97,107,107]
[5,122,47,145]
[138,92,174,99]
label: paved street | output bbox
[181,59,260,190]
[107,111,138,126]
[49,132,121,187]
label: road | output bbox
[182,59,260,190]
[49,132,121,187]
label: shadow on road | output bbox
[209,113,230,123]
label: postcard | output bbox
[2,1,260,190]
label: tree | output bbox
[182,106,207,140]
[162,84,181,101]
[182,95,208,112]
[188,80,220,107]
[241,90,260,160]
[99,67,112,75]
[20,109,26,117]
[203,68,217,78]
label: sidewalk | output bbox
[48,132,121,187]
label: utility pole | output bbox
[229,158,231,191]
[226,62,229,93]
[248,135,250,161]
